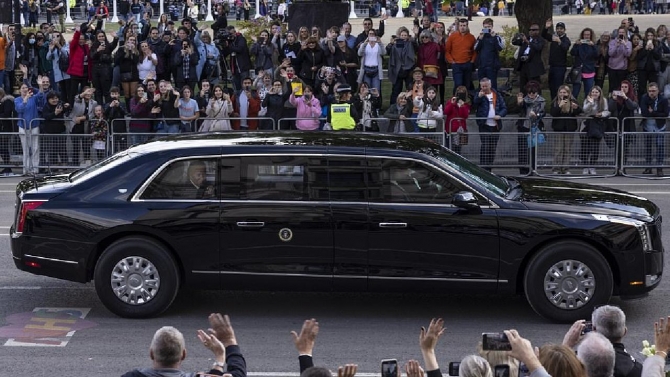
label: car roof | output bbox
[127,132,441,155]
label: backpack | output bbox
[58,48,70,73]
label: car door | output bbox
[218,154,334,291]
[366,156,500,293]
[327,151,370,291]
[136,156,221,288]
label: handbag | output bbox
[456,126,468,146]
[565,65,583,84]
[585,118,605,140]
[364,65,378,78]
[423,65,439,79]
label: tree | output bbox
[514,0,553,34]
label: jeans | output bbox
[390,73,412,105]
[19,127,40,175]
[477,66,497,90]
[362,71,382,93]
[156,123,181,134]
[548,66,566,100]
[452,62,473,94]
[643,121,666,165]
[572,76,595,100]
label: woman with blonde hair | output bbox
[459,355,492,377]
[550,84,581,174]
[538,344,587,377]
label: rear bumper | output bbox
[11,226,93,283]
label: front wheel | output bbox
[524,240,613,323]
[94,236,180,318]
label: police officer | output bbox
[327,85,360,131]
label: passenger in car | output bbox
[174,160,215,199]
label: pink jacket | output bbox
[289,93,321,130]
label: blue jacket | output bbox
[570,43,598,74]
[473,88,507,129]
[474,33,503,69]
[15,96,39,129]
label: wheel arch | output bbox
[87,231,185,287]
[514,235,621,296]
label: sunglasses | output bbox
[529,28,539,31]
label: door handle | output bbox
[379,222,407,228]
[236,221,265,228]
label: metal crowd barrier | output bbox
[276,118,327,131]
[620,117,670,179]
[109,117,277,154]
[0,118,24,176]
[534,117,620,178]
[361,117,446,146]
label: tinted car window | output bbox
[240,156,328,201]
[328,157,369,202]
[369,158,467,203]
[141,158,218,200]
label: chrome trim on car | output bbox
[24,254,79,265]
[192,270,508,283]
[131,152,496,207]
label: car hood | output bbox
[514,177,659,221]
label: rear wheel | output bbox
[524,240,613,323]
[94,237,180,318]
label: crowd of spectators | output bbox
[0,7,670,175]
[126,306,670,377]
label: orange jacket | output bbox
[231,91,261,130]
[0,38,7,71]
[445,32,477,64]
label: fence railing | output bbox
[6,115,670,180]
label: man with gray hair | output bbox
[577,332,616,377]
[122,313,247,377]
[592,305,643,377]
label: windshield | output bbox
[432,145,508,197]
[69,151,136,182]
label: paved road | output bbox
[0,175,669,377]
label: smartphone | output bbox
[495,365,510,377]
[482,28,491,34]
[581,39,590,44]
[518,362,530,377]
[482,333,512,351]
[448,362,461,376]
[613,90,624,96]
[381,359,398,377]
[581,321,593,335]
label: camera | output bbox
[213,29,234,47]
[381,359,398,377]
[581,321,593,335]
[494,365,510,377]
[482,333,512,351]
[448,362,460,376]
[457,92,467,101]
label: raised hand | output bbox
[208,313,238,347]
[290,318,319,355]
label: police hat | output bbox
[336,85,352,93]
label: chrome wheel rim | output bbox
[543,259,595,310]
[110,256,160,305]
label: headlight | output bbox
[592,214,653,251]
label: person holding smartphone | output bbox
[550,85,581,175]
[444,85,471,155]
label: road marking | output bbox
[248,374,385,377]
[2,307,96,347]
[630,192,670,195]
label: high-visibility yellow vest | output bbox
[401,0,410,8]
[330,103,356,130]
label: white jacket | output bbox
[413,97,443,129]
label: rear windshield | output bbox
[69,152,136,182]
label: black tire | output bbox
[524,240,613,323]
[94,236,180,318]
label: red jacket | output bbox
[443,98,471,133]
[417,41,443,86]
[230,91,261,130]
[66,30,91,79]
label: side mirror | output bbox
[452,191,480,210]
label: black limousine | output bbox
[10,132,664,321]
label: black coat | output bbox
[222,34,252,73]
[42,103,67,134]
[297,47,325,83]
[172,50,199,83]
[0,96,15,133]
[550,100,581,132]
[513,36,546,77]
[613,343,642,377]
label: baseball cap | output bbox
[556,22,566,29]
[337,35,346,42]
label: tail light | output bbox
[16,201,46,234]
